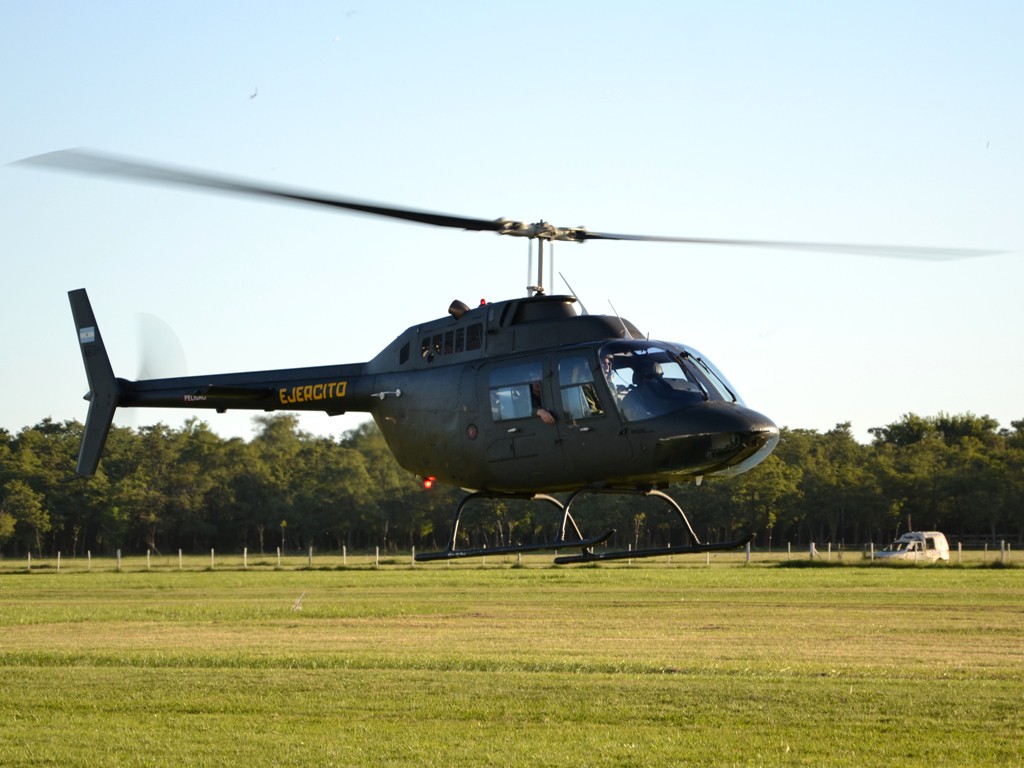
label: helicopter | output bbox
[18,150,1000,564]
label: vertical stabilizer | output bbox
[68,289,121,477]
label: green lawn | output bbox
[1,563,1021,766]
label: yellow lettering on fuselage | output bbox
[278,381,347,405]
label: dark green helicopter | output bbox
[21,150,996,564]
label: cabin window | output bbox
[489,361,544,422]
[558,356,603,420]
[399,342,409,365]
[419,323,483,364]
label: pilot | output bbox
[620,358,666,421]
[602,354,625,397]
[601,355,614,381]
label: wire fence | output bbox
[1,539,1015,574]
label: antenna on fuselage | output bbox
[560,273,588,315]
[608,300,635,339]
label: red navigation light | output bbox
[422,476,436,490]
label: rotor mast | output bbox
[506,220,584,297]
[526,232,551,296]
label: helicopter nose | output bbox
[718,408,780,476]
[652,403,780,478]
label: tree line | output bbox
[1,412,1022,558]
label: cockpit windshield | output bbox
[672,343,743,405]
[598,340,742,422]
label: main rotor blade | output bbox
[578,231,1002,261]
[14,149,511,233]
[15,149,1004,260]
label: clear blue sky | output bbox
[2,1,1022,444]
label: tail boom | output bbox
[116,365,372,414]
[68,288,374,477]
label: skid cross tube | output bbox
[561,487,702,547]
[415,491,613,562]
[553,487,752,563]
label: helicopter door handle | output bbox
[506,427,520,433]
[579,426,592,433]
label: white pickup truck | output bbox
[875,531,950,562]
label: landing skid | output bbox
[553,533,755,564]
[414,487,753,565]
[415,528,615,562]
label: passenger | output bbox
[564,361,602,419]
[530,380,555,425]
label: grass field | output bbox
[1,557,1021,767]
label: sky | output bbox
[2,1,1022,445]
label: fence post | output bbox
[957,541,962,565]
[116,549,122,572]
[27,552,31,571]
[375,546,379,567]
[178,549,183,570]
[276,547,281,568]
[809,542,816,560]
[745,541,751,564]
[87,550,91,571]
[342,545,347,566]
[210,548,215,569]
[411,546,416,566]
[57,552,61,572]
[243,547,248,570]
[308,546,313,567]
[147,549,151,571]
